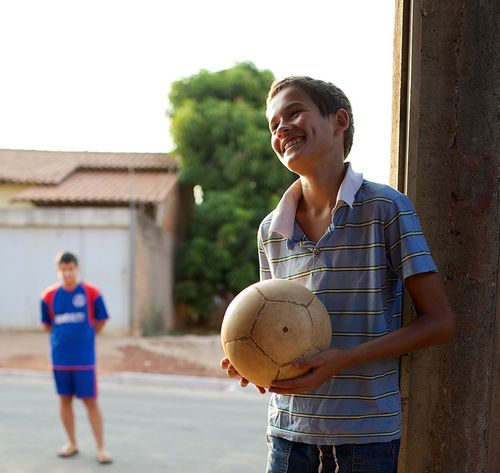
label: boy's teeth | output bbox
[285,138,303,150]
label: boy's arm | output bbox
[269,271,455,394]
[95,320,107,334]
[40,299,52,333]
[93,293,109,334]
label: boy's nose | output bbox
[276,122,290,138]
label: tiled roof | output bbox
[0,149,177,184]
[13,171,177,205]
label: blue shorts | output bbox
[53,368,97,399]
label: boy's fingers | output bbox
[221,361,261,392]
[293,352,322,370]
[221,358,243,379]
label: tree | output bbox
[169,62,294,324]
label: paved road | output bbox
[0,373,270,473]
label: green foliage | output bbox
[169,61,274,109]
[169,62,294,322]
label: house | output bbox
[0,149,188,334]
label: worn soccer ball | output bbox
[221,279,332,388]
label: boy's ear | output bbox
[333,109,350,134]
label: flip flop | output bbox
[58,443,79,458]
[97,449,113,464]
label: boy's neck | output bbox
[299,160,347,215]
[62,281,79,291]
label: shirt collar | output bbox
[268,161,363,240]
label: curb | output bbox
[102,371,243,392]
[0,368,50,379]
[0,368,255,394]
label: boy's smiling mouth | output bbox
[283,136,305,152]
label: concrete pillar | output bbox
[392,1,500,471]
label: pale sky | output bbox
[0,0,395,183]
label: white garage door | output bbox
[0,226,130,331]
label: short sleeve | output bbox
[385,195,438,280]
[41,300,51,325]
[257,231,272,282]
[93,295,109,321]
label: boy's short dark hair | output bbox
[55,251,79,266]
[267,76,355,158]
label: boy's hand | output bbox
[269,349,346,395]
[220,357,266,394]
[95,320,106,334]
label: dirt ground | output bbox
[0,330,226,377]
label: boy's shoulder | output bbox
[41,282,61,299]
[355,180,415,214]
[258,210,275,237]
[80,282,102,299]
[356,179,406,203]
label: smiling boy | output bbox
[41,251,112,464]
[221,76,455,472]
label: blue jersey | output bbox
[41,282,109,368]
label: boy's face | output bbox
[57,262,79,288]
[266,86,341,175]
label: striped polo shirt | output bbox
[257,162,437,445]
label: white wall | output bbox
[0,208,131,332]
